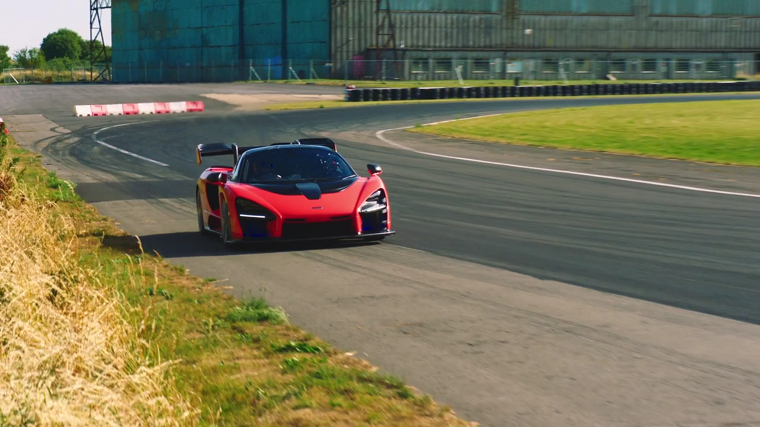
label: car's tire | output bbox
[220,200,239,249]
[196,190,209,236]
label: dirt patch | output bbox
[202,93,343,111]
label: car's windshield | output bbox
[239,147,357,184]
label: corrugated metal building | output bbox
[112,0,760,82]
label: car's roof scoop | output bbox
[295,182,322,200]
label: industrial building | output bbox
[111,0,760,83]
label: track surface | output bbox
[53,94,760,323]
[5,85,760,427]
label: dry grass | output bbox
[0,126,475,426]
[0,132,198,426]
[0,68,99,84]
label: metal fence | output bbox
[3,58,758,84]
[342,58,758,83]
[1,65,110,84]
[108,58,760,83]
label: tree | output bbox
[13,48,46,69]
[40,28,84,61]
[79,38,112,63]
[0,45,11,70]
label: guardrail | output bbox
[344,81,760,102]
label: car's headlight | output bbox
[236,198,276,220]
[360,190,387,213]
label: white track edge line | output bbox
[375,121,760,200]
[92,122,169,167]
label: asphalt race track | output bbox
[4,85,760,427]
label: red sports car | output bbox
[195,138,394,247]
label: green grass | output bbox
[4,133,471,426]
[411,100,760,167]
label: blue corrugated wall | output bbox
[112,0,329,82]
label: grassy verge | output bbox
[0,128,471,425]
[250,78,732,89]
[410,100,760,167]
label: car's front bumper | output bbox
[232,230,395,244]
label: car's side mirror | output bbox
[207,172,227,183]
[367,164,383,176]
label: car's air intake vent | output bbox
[281,219,355,240]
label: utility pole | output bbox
[90,0,112,81]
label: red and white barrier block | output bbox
[0,117,8,135]
[74,101,205,117]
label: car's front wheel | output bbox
[220,200,238,249]
[196,189,209,236]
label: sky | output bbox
[0,1,112,54]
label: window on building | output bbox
[706,60,721,73]
[391,0,502,13]
[506,60,524,74]
[610,60,626,73]
[651,0,760,16]
[675,59,691,73]
[473,59,491,73]
[542,59,559,73]
[642,59,658,72]
[411,59,429,73]
[435,59,453,73]
[575,59,591,73]
[521,0,633,14]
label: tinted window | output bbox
[240,148,356,184]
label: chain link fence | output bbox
[342,58,758,83]
[1,64,110,84]
[3,58,757,84]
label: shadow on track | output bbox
[100,231,383,259]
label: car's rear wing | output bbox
[196,138,338,166]
[196,143,239,166]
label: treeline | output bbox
[1,28,112,70]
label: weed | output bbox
[272,340,325,354]
[227,298,289,325]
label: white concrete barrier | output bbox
[137,103,156,114]
[74,105,93,117]
[106,104,124,116]
[169,102,188,113]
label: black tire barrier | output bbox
[352,80,759,103]
[419,88,436,100]
[348,89,362,102]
